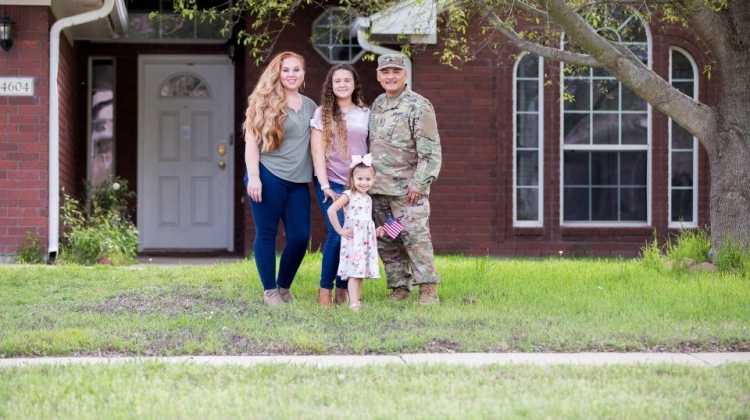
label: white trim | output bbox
[86,56,116,184]
[512,52,544,227]
[48,0,116,256]
[137,55,235,252]
[668,47,699,229]
[355,18,413,88]
[558,16,653,227]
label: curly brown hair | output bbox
[319,64,366,159]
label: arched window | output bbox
[312,8,364,64]
[560,13,650,225]
[514,53,544,227]
[669,48,698,228]
[159,73,211,98]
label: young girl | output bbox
[327,154,385,311]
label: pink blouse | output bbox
[311,106,370,186]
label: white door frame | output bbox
[137,54,234,251]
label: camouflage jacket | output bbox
[368,88,442,196]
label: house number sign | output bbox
[0,77,34,97]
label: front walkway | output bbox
[2,353,749,369]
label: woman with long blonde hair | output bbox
[310,64,369,306]
[244,51,317,305]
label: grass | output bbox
[1,363,749,419]
[1,254,749,356]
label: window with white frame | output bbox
[561,14,650,224]
[311,8,364,64]
[669,48,699,227]
[514,53,544,226]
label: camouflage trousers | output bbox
[371,194,439,290]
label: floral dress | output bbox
[337,190,380,279]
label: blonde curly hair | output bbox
[243,51,305,152]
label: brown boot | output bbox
[334,287,349,305]
[418,283,439,305]
[388,287,410,301]
[278,288,294,303]
[318,288,333,307]
[263,289,284,306]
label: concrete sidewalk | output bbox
[1,353,749,369]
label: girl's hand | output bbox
[340,228,353,239]
[247,178,262,203]
[322,187,338,203]
[376,226,386,238]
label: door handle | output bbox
[218,160,226,170]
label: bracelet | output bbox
[321,185,331,191]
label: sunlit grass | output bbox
[1,363,748,419]
[1,254,749,356]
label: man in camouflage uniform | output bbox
[369,53,442,304]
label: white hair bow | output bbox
[350,153,373,168]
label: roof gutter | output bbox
[48,0,116,259]
[355,17,413,89]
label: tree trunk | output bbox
[708,124,750,252]
[706,3,750,252]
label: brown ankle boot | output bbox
[318,288,333,307]
[418,283,439,305]
[334,287,349,305]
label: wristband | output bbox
[321,185,331,191]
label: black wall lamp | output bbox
[0,15,14,52]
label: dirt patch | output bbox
[423,338,462,353]
[79,288,250,317]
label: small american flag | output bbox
[383,217,404,239]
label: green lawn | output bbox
[1,254,749,356]
[1,363,748,419]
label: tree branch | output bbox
[544,0,716,142]
[479,3,601,66]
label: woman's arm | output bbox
[244,133,262,203]
[311,128,337,202]
[327,195,351,238]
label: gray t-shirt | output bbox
[260,95,317,183]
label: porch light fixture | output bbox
[0,16,13,52]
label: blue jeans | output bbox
[246,164,310,291]
[314,178,348,290]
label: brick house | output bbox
[0,0,713,261]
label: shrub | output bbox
[16,231,45,264]
[716,239,750,276]
[665,229,711,270]
[640,235,664,272]
[59,177,138,265]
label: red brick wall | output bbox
[0,6,50,256]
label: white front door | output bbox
[138,56,234,251]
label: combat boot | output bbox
[418,283,439,305]
[388,287,410,301]
[318,288,333,307]
[263,289,284,306]
[334,287,349,305]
